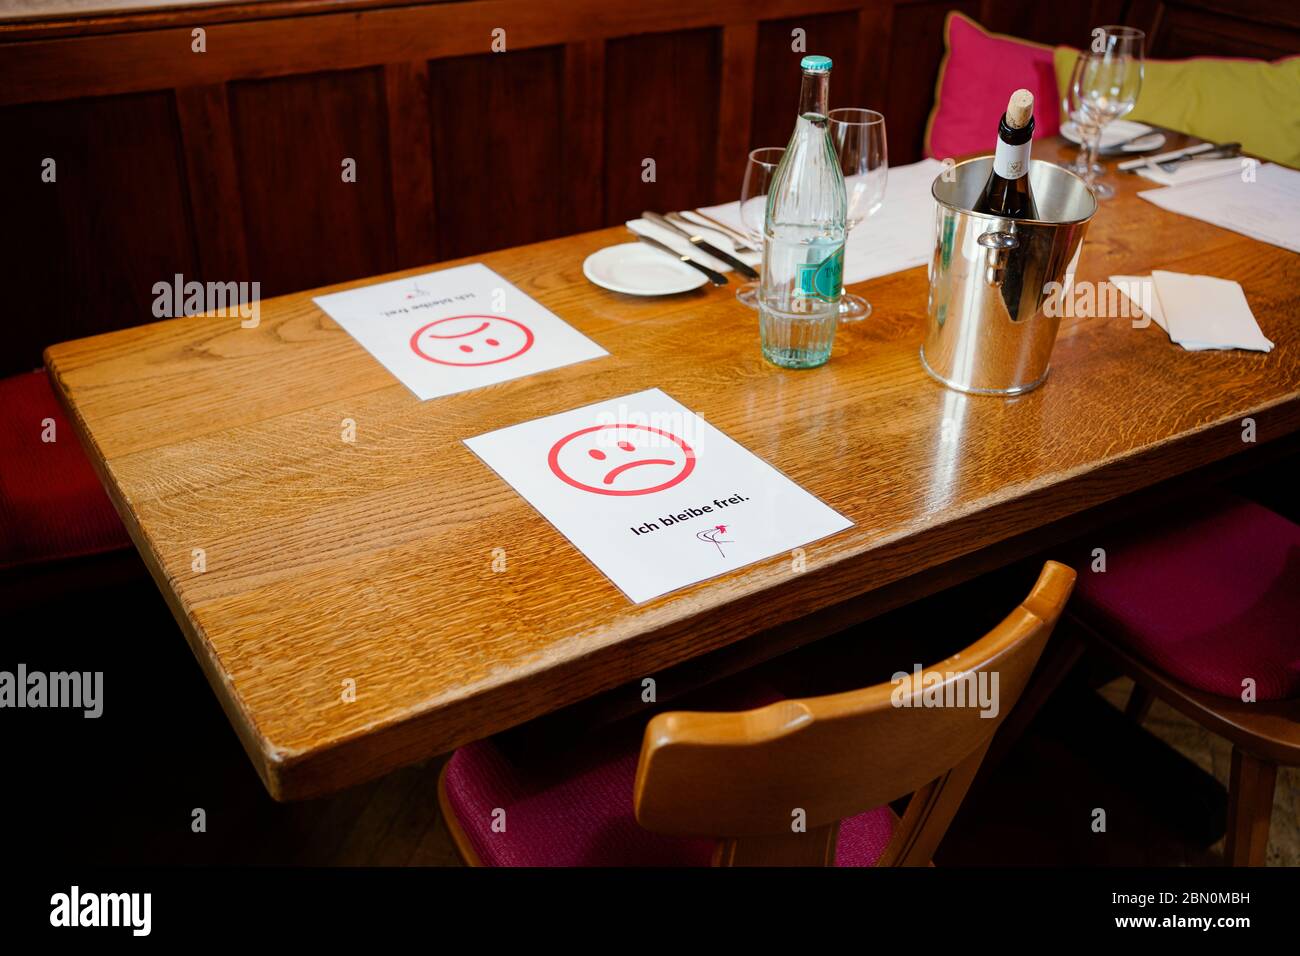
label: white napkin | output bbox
[679,208,760,252]
[695,157,948,284]
[1109,274,1166,331]
[1152,271,1273,352]
[624,217,760,273]
[1134,156,1244,188]
[1112,272,1273,352]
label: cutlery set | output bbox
[1118,140,1242,174]
[629,209,760,287]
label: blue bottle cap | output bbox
[800,55,833,73]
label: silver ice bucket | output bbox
[921,158,1097,395]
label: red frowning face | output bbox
[547,423,696,496]
[409,315,534,366]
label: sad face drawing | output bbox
[409,315,534,366]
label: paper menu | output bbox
[464,388,854,603]
[313,263,608,400]
[1138,163,1300,254]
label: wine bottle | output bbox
[973,89,1038,218]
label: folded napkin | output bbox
[624,217,761,274]
[1134,156,1243,188]
[695,157,948,285]
[1109,274,1167,331]
[1110,271,1273,352]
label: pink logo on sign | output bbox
[697,524,732,558]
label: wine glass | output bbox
[736,146,784,309]
[1059,65,1102,179]
[1066,27,1144,200]
[828,108,887,322]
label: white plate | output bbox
[1060,120,1165,154]
[582,242,708,296]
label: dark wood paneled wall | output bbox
[1,0,1295,376]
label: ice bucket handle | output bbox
[977,230,1019,288]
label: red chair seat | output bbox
[1073,491,1300,701]
[441,679,898,867]
[0,370,130,570]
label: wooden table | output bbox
[47,138,1300,800]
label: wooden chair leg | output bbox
[1224,747,1277,867]
[1124,682,1155,724]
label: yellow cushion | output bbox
[1053,48,1300,167]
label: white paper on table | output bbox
[696,157,948,285]
[625,218,761,273]
[1150,271,1274,352]
[313,263,608,401]
[1134,156,1244,188]
[1138,163,1300,254]
[1109,274,1167,332]
[463,388,853,604]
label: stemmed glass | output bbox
[1065,26,1144,200]
[829,108,887,322]
[736,146,784,308]
[1059,75,1102,180]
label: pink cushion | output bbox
[0,371,130,570]
[443,680,897,867]
[925,12,1062,160]
[1073,492,1300,701]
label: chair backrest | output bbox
[632,560,1076,865]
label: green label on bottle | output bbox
[795,243,844,302]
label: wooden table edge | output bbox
[44,349,290,796]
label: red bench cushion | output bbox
[0,370,130,569]
[1073,492,1300,701]
[442,680,897,867]
[925,11,1062,161]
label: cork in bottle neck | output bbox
[1005,89,1034,130]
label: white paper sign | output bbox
[313,263,608,400]
[464,388,853,603]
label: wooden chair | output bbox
[439,560,1076,866]
[994,491,1299,866]
[1073,619,1300,866]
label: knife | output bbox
[677,210,760,252]
[1118,141,1216,173]
[1156,142,1240,173]
[630,230,728,286]
[643,211,760,279]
